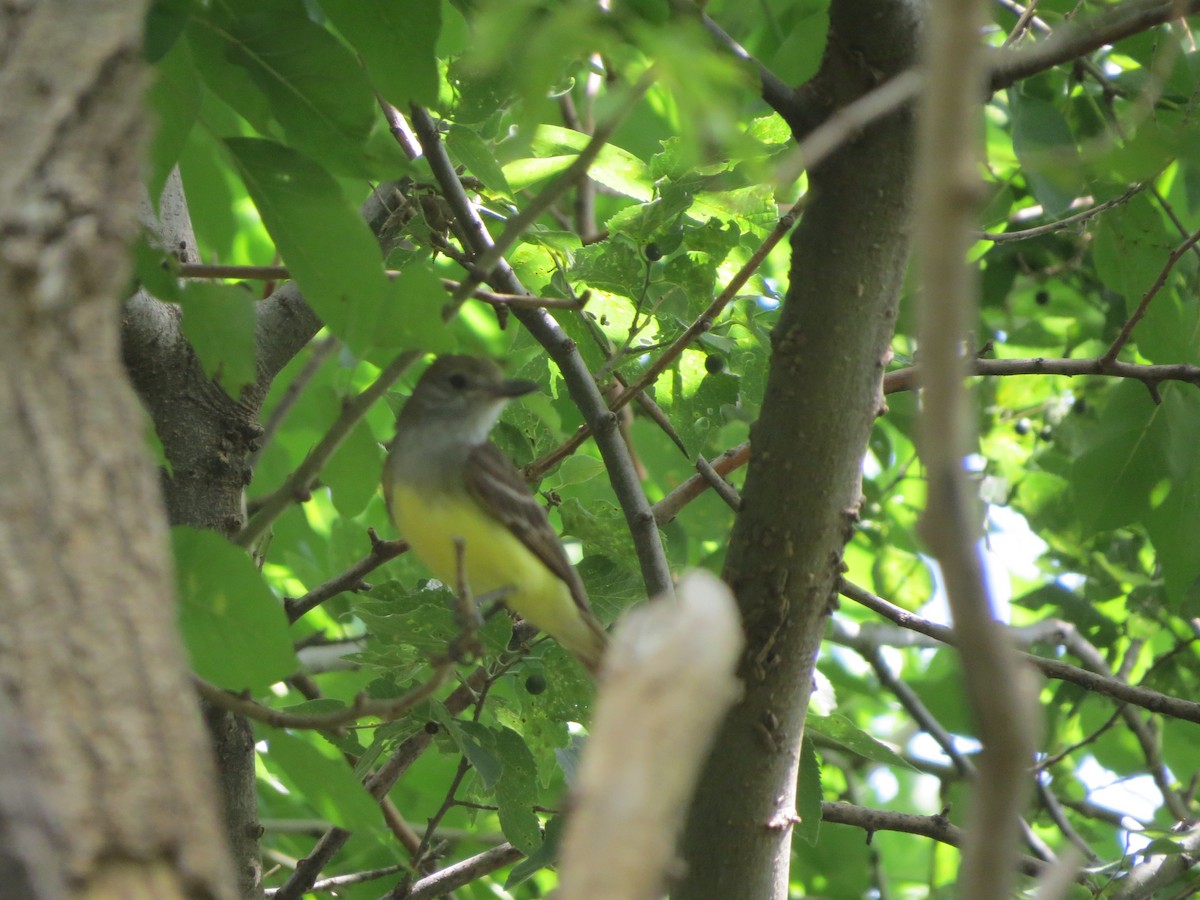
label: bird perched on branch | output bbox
[383,355,608,674]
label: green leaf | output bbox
[324,419,383,518]
[494,726,542,855]
[1146,469,1200,607]
[447,124,513,197]
[281,700,367,755]
[654,361,740,455]
[692,184,778,232]
[177,281,258,397]
[806,714,915,770]
[570,237,648,301]
[1093,194,1173,313]
[374,259,455,354]
[442,719,504,790]
[528,125,653,201]
[131,236,181,303]
[767,4,829,88]
[224,137,393,357]
[504,155,577,192]
[507,814,564,887]
[174,527,297,692]
[1138,288,1200,366]
[1159,386,1200,481]
[143,0,192,63]
[179,124,239,261]
[796,735,823,845]
[614,0,670,25]
[746,114,793,147]
[264,731,380,830]
[319,0,441,105]
[1008,88,1085,216]
[353,582,460,654]
[146,37,202,203]
[1070,381,1165,535]
[190,8,376,174]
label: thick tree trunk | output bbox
[122,171,402,896]
[0,3,235,897]
[677,2,920,896]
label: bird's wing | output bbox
[464,442,592,612]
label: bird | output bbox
[382,355,608,674]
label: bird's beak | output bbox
[492,378,539,399]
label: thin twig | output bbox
[179,263,291,280]
[192,663,451,731]
[409,106,674,599]
[408,757,473,881]
[840,580,1200,724]
[820,802,1061,880]
[379,100,423,160]
[916,0,1035,882]
[178,263,585,311]
[1102,226,1200,362]
[640,349,1200,527]
[831,620,1055,862]
[990,0,1200,91]
[1149,186,1200,265]
[525,192,804,479]
[250,335,338,470]
[652,441,750,525]
[439,279,586,310]
[237,351,420,549]
[271,668,492,900]
[1002,0,1044,46]
[285,531,408,622]
[694,455,742,512]
[697,11,802,125]
[403,844,524,900]
[609,194,808,415]
[774,71,923,187]
[441,69,656,318]
[978,183,1142,242]
[1034,779,1099,863]
[883,355,1200,395]
[575,306,688,458]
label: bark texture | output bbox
[0,2,236,898]
[122,172,406,895]
[677,2,921,897]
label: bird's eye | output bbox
[448,373,468,390]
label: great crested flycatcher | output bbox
[383,355,608,673]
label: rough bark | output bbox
[0,2,235,897]
[122,162,411,894]
[677,2,921,897]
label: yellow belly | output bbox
[388,484,583,641]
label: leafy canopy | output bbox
[141,0,1200,895]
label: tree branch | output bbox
[285,532,408,622]
[884,355,1200,394]
[652,441,750,525]
[272,668,492,900]
[694,10,804,127]
[192,664,451,732]
[1103,226,1200,362]
[441,70,655,316]
[237,351,420,549]
[916,4,1037,889]
[979,183,1144,243]
[819,802,1059,880]
[841,580,1200,725]
[990,0,1200,91]
[409,106,674,599]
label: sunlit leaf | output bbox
[174,527,297,692]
